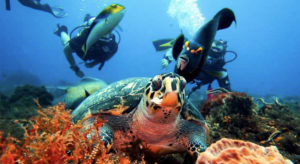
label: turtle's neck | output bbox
[131,97,180,143]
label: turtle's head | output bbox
[142,73,186,123]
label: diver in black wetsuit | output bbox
[5,0,67,18]
[157,39,236,96]
[153,8,236,97]
[54,14,119,78]
[188,39,237,96]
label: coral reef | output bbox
[0,85,53,138]
[9,84,53,107]
[200,92,300,163]
[0,103,121,163]
[200,92,255,117]
[0,103,191,164]
[196,138,292,164]
[1,88,299,163]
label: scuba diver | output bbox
[153,8,237,97]
[54,4,125,78]
[153,39,237,96]
[5,0,67,18]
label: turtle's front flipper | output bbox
[187,134,207,156]
[98,124,114,150]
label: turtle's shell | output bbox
[72,77,150,122]
[72,76,206,126]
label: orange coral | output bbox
[196,138,292,164]
[0,103,120,164]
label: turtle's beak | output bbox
[161,92,178,107]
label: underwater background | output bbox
[1,0,300,96]
[1,0,300,163]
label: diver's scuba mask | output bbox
[211,40,227,53]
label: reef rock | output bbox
[196,138,293,164]
[200,92,255,117]
[200,92,300,163]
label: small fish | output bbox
[82,4,125,58]
[262,130,282,144]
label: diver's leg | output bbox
[64,45,76,66]
[18,0,66,18]
[18,0,51,12]
[217,70,231,91]
[61,32,70,46]
[187,82,203,98]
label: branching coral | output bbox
[0,103,119,164]
[0,85,54,139]
[196,138,292,164]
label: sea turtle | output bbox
[47,77,108,109]
[72,73,208,156]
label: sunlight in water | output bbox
[167,0,205,37]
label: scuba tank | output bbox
[211,39,238,65]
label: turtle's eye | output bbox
[152,78,162,91]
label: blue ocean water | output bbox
[0,0,299,96]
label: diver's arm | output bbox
[161,48,173,69]
[64,45,84,77]
[98,62,105,70]
[85,60,100,68]
[64,45,76,66]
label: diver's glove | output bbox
[70,65,84,78]
[161,48,173,69]
[161,59,169,69]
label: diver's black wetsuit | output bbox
[195,49,231,91]
[69,28,118,69]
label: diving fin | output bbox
[152,39,175,51]
[54,24,68,36]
